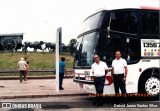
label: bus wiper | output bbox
[107,13,112,38]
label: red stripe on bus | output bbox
[140,6,160,10]
[104,76,113,85]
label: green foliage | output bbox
[0,52,74,70]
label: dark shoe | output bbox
[59,87,64,90]
[97,102,103,106]
[125,103,127,107]
[93,102,96,106]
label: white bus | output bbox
[73,0,160,99]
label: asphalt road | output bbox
[0,95,159,111]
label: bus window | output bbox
[142,10,159,35]
[74,32,99,67]
[81,12,105,33]
[97,34,122,66]
[110,10,138,34]
[74,36,83,67]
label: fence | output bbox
[0,69,73,76]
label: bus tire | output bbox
[138,69,159,100]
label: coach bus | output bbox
[73,0,160,99]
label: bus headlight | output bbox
[85,75,94,81]
[90,76,94,81]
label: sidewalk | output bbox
[0,75,73,80]
[0,79,88,99]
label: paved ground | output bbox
[0,79,88,99]
[0,79,159,111]
[0,95,159,111]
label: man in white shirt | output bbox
[91,54,108,106]
[17,58,28,83]
[111,51,128,104]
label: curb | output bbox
[0,76,73,80]
[0,93,89,99]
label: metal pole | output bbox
[56,28,60,92]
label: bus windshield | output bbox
[80,12,105,33]
[74,32,99,68]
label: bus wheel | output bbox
[145,77,159,97]
[138,71,159,100]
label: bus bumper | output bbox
[73,78,96,94]
[73,78,94,85]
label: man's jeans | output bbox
[93,76,105,105]
[19,70,26,82]
[113,74,127,104]
[59,73,64,88]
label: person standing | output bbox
[111,51,128,105]
[24,57,29,81]
[59,57,66,90]
[91,54,108,106]
[17,58,28,83]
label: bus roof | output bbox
[0,33,23,37]
[99,0,160,11]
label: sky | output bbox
[0,0,159,45]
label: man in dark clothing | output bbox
[59,57,66,90]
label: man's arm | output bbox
[105,70,108,75]
[111,61,114,78]
[64,63,67,76]
[122,66,128,82]
[17,62,19,68]
[111,67,114,83]
[124,60,128,77]
[25,63,28,68]
[64,68,67,76]
[122,60,128,82]
[111,67,114,78]
[105,63,108,75]
[91,65,94,75]
[124,66,128,77]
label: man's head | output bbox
[61,57,65,62]
[24,57,27,61]
[20,58,24,61]
[115,50,121,59]
[93,54,100,63]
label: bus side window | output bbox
[142,11,159,35]
[110,10,138,34]
[125,38,140,63]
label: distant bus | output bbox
[73,0,160,99]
